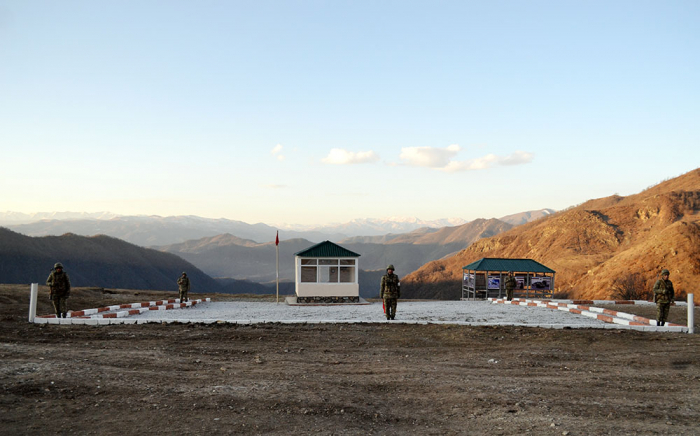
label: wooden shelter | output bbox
[462,258,556,300]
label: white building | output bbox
[294,240,361,303]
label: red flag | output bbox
[275,231,279,246]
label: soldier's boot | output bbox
[661,321,666,326]
[656,321,660,326]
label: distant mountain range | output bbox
[497,209,555,226]
[0,211,120,224]
[4,215,304,247]
[0,209,552,297]
[279,217,470,236]
[0,228,216,291]
[0,228,397,298]
[154,218,514,283]
[401,169,700,301]
[0,227,282,295]
[2,211,553,246]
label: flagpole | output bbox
[275,231,279,304]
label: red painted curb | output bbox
[597,314,614,323]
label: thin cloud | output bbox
[398,145,534,172]
[262,184,287,189]
[499,150,535,166]
[399,144,461,168]
[443,151,534,172]
[322,148,380,165]
[271,144,285,161]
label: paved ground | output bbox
[129,300,612,327]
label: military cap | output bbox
[54,262,64,269]
[661,269,670,275]
[386,264,395,271]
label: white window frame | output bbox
[297,257,357,284]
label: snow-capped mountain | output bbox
[276,217,470,236]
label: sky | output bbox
[1,1,698,226]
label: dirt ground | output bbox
[1,285,699,435]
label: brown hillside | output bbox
[403,168,700,301]
[386,218,513,246]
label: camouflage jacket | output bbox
[505,276,517,290]
[653,278,674,304]
[380,273,400,299]
[46,271,71,296]
[177,276,191,292]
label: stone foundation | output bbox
[296,296,360,304]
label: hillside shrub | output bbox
[611,273,651,301]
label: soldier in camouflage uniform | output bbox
[46,262,71,318]
[177,272,191,302]
[380,264,400,320]
[505,271,517,301]
[653,268,674,326]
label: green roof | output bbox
[462,258,555,274]
[294,240,361,258]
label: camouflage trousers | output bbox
[179,290,189,302]
[657,302,670,323]
[506,289,514,301]
[51,294,68,317]
[384,298,397,320]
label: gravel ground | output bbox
[130,300,609,327]
[5,286,700,435]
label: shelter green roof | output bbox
[294,240,361,258]
[462,258,555,274]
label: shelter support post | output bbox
[499,271,503,299]
[526,272,530,299]
[689,294,695,334]
[28,283,38,323]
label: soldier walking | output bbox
[505,271,517,301]
[46,262,71,318]
[653,268,674,326]
[380,264,400,320]
[177,272,191,303]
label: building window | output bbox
[319,266,339,283]
[339,267,355,282]
[299,258,357,283]
[301,266,317,282]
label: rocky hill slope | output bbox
[402,169,700,301]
